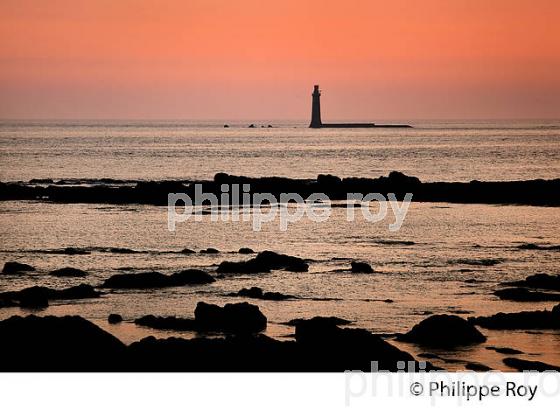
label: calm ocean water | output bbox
[1,120,559,182]
[0,120,559,370]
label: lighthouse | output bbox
[309,85,322,128]
[308,84,411,129]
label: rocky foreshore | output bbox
[1,171,559,206]
[0,312,432,372]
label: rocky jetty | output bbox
[3,171,559,206]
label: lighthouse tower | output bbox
[309,85,322,128]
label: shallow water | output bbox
[1,121,559,371]
[0,200,559,370]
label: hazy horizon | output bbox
[1,0,560,120]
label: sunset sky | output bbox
[1,0,559,120]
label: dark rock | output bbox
[102,270,214,289]
[217,250,309,274]
[0,298,18,308]
[517,243,560,251]
[0,315,126,370]
[135,315,197,331]
[102,271,168,288]
[194,302,267,333]
[180,248,196,254]
[62,247,91,255]
[284,316,352,327]
[351,261,374,273]
[228,286,294,301]
[397,315,486,347]
[469,306,560,329]
[200,248,219,254]
[465,362,492,371]
[223,124,229,128]
[238,247,255,254]
[504,273,560,291]
[485,346,524,355]
[2,261,35,274]
[503,358,560,372]
[30,178,54,184]
[108,247,139,254]
[0,284,100,307]
[108,314,123,324]
[18,288,49,309]
[494,287,560,302]
[293,317,426,371]
[171,269,215,285]
[248,124,255,128]
[50,267,88,277]
[418,353,441,359]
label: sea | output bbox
[1,120,559,370]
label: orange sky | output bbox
[1,0,559,119]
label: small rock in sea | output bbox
[517,243,560,251]
[62,247,90,255]
[217,250,308,273]
[108,247,138,254]
[503,273,560,291]
[465,362,493,371]
[228,286,294,301]
[108,314,123,324]
[494,287,560,302]
[135,302,269,334]
[397,314,486,347]
[0,284,100,307]
[503,357,560,372]
[485,346,524,355]
[223,124,229,128]
[248,124,256,128]
[284,316,352,327]
[2,261,36,275]
[469,305,560,329]
[180,248,196,254]
[238,247,255,254]
[172,269,216,285]
[195,301,267,334]
[267,125,273,128]
[101,270,215,289]
[50,267,88,277]
[351,261,374,273]
[200,248,219,254]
